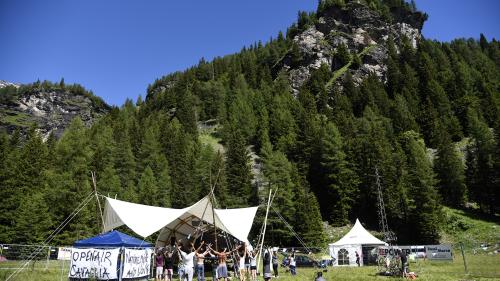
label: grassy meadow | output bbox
[1,254,499,281]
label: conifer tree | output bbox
[466,109,496,214]
[19,126,48,192]
[333,43,350,69]
[0,132,21,242]
[176,87,198,136]
[138,166,159,206]
[14,192,53,244]
[268,87,297,153]
[51,118,95,244]
[434,125,467,207]
[319,122,359,225]
[350,107,394,226]
[401,131,441,244]
[225,128,253,207]
[89,123,116,174]
[113,120,137,189]
[261,145,296,244]
[97,165,121,198]
[293,180,326,247]
[160,118,193,207]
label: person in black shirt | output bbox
[272,250,279,277]
[399,250,408,277]
[163,248,174,281]
[315,272,326,281]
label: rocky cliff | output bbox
[0,81,110,139]
[279,1,426,94]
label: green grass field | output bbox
[1,254,499,281]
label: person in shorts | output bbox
[236,244,247,281]
[163,248,174,281]
[155,248,164,281]
[248,250,257,281]
[209,244,241,281]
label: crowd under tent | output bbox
[329,219,387,266]
[103,195,259,249]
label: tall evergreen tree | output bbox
[261,145,296,244]
[466,109,496,214]
[138,166,159,206]
[14,191,53,244]
[225,128,253,207]
[401,131,441,244]
[434,126,467,207]
[319,121,359,225]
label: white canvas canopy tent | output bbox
[329,219,387,266]
[103,195,258,247]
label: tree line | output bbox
[0,0,499,247]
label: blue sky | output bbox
[1,0,499,106]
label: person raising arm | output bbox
[209,245,241,281]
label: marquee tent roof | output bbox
[74,230,153,248]
[103,196,258,247]
[329,219,387,246]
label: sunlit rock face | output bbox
[281,1,425,92]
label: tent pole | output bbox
[257,189,272,272]
[211,194,218,251]
[209,167,222,251]
[91,171,105,232]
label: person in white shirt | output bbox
[289,251,297,276]
[176,241,197,281]
[236,243,247,281]
[247,250,257,281]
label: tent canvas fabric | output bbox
[74,230,153,248]
[330,219,387,246]
[103,196,258,247]
[328,219,386,266]
[329,244,362,266]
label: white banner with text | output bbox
[122,248,152,279]
[68,248,120,279]
[425,244,453,260]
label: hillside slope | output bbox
[0,80,110,139]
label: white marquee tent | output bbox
[103,195,258,247]
[328,219,387,266]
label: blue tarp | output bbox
[74,230,153,248]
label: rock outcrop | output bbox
[0,82,110,139]
[282,1,425,92]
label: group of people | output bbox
[154,239,280,281]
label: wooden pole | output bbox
[91,171,105,232]
[211,194,218,251]
[257,189,273,272]
[460,243,468,274]
[209,167,222,251]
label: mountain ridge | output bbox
[0,80,110,139]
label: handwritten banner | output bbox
[68,248,120,280]
[122,248,152,279]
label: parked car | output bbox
[281,253,319,267]
[410,246,426,259]
[318,259,333,268]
